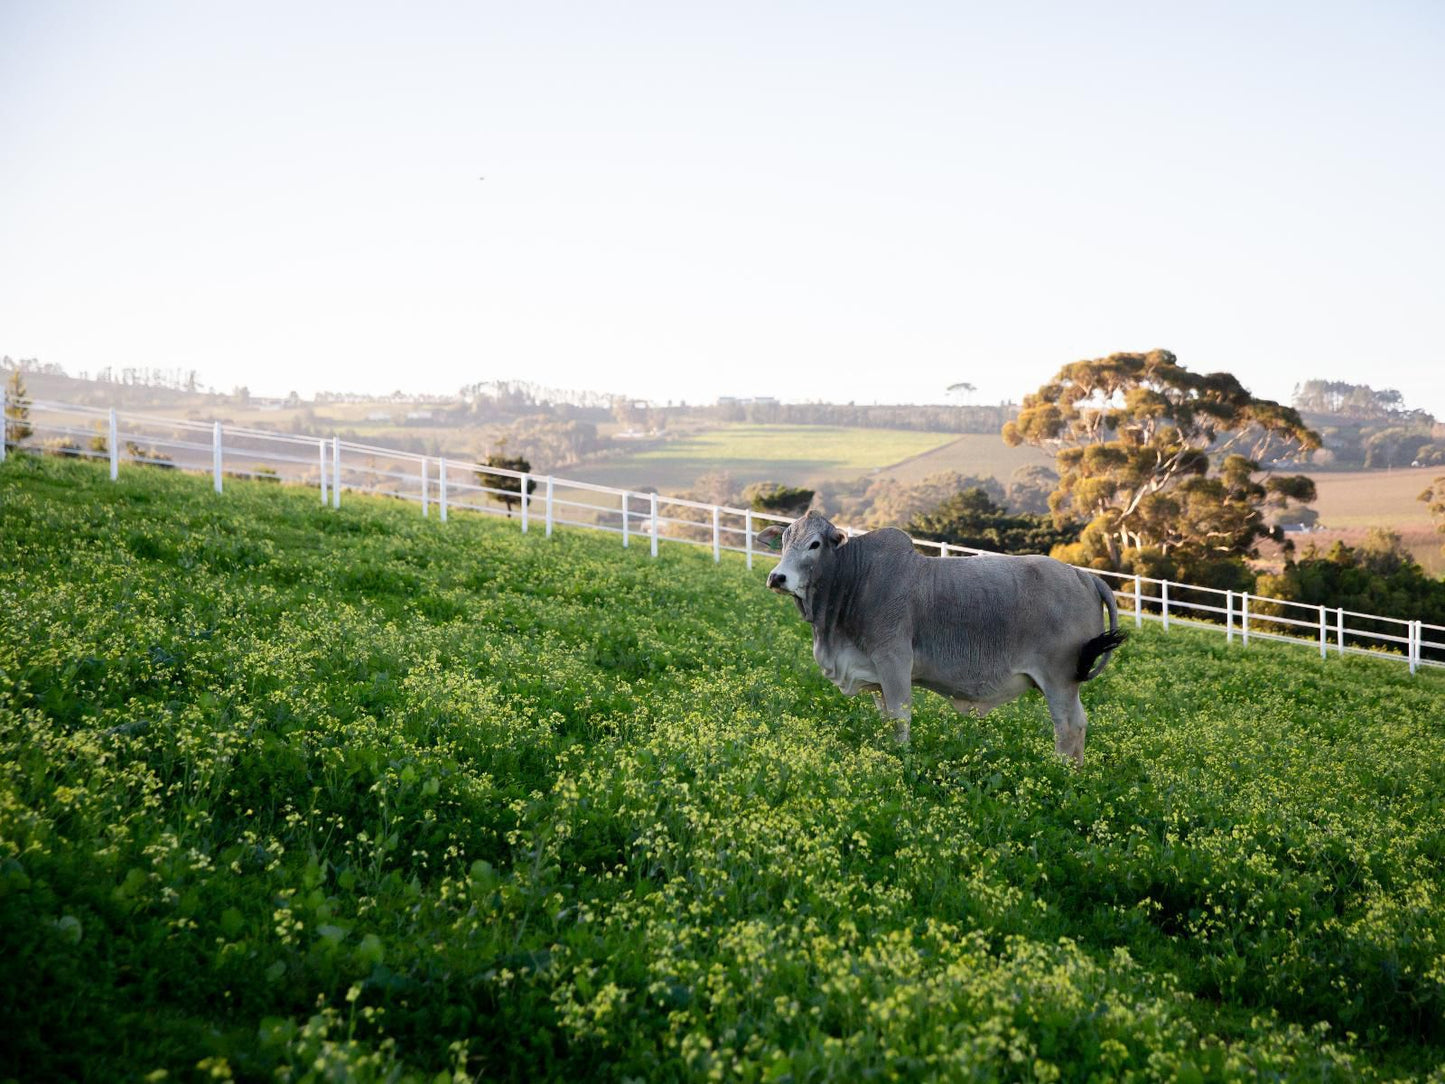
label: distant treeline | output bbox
[17,360,1443,470]
[696,400,1015,434]
[4,360,210,411]
[1291,380,1427,420]
[1290,379,1442,470]
[459,379,618,413]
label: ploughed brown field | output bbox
[1263,468,1444,575]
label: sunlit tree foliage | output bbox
[1002,349,1320,568]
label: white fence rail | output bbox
[4,392,1442,674]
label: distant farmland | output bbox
[21,368,1439,571]
[572,428,1445,576]
[561,424,958,492]
[1308,468,1437,529]
[874,433,1054,485]
[1304,468,1443,575]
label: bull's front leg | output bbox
[875,653,914,745]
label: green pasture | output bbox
[562,424,958,492]
[2,455,1444,1081]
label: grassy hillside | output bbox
[2,456,1444,1082]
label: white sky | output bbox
[3,2,1443,413]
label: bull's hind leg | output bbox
[1042,683,1089,765]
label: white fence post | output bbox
[1133,577,1142,629]
[1337,608,1345,657]
[1226,590,1234,644]
[1161,580,1170,632]
[213,422,223,493]
[940,542,950,558]
[1410,621,1420,675]
[1242,592,1250,646]
[545,476,554,537]
[520,474,530,533]
[318,439,329,505]
[421,458,430,518]
[1319,605,1327,659]
[439,459,448,523]
[622,492,630,547]
[650,493,659,558]
[712,505,721,562]
[745,510,754,570]
[332,438,341,508]
[0,386,7,462]
[109,409,119,481]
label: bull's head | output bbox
[757,511,847,618]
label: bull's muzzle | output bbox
[767,571,787,591]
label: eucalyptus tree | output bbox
[1002,349,1320,568]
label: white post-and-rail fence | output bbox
[4,392,1442,675]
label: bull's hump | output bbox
[846,531,921,594]
[849,529,921,580]
[860,527,916,554]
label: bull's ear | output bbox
[755,525,785,551]
[827,524,848,547]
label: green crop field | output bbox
[3,456,1444,1082]
[562,424,959,492]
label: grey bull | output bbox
[757,511,1126,763]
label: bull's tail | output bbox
[1075,573,1127,682]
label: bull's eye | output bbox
[808,539,821,550]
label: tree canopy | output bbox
[1004,464,1059,516]
[480,454,537,516]
[1422,477,1445,555]
[1256,530,1445,647]
[907,487,1079,556]
[861,471,1002,529]
[743,483,815,519]
[1002,350,1320,567]
[1291,380,1408,419]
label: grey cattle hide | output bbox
[758,511,1125,763]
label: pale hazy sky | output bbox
[3,2,1442,414]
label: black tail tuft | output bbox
[1076,629,1128,682]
